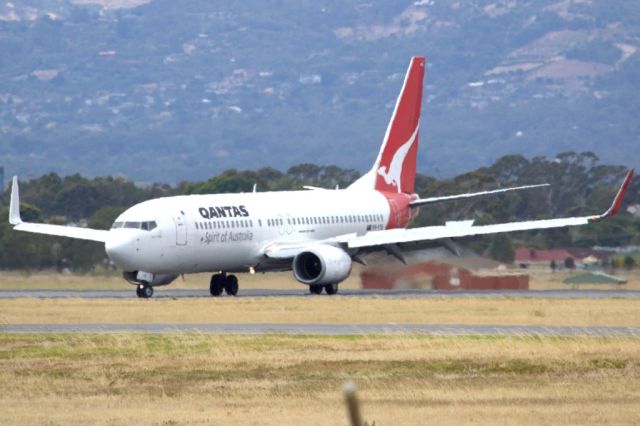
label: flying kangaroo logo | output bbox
[377,124,419,193]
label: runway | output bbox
[1,322,638,336]
[1,288,639,299]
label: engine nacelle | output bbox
[292,245,352,285]
[123,271,178,287]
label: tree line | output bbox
[0,152,638,271]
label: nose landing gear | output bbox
[136,283,154,298]
[210,273,239,297]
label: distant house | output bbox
[361,260,529,291]
[515,247,614,269]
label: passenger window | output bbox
[258,219,262,227]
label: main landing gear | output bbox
[136,283,154,299]
[210,273,239,297]
[309,283,339,295]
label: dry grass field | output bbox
[1,269,639,424]
[1,334,639,425]
[1,268,638,292]
[1,296,639,327]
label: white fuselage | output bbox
[105,189,392,275]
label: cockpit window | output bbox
[115,220,157,231]
[141,221,157,231]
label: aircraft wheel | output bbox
[136,285,143,298]
[325,283,338,295]
[309,285,323,295]
[141,284,153,298]
[210,274,224,297]
[224,274,239,296]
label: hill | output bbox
[0,0,639,182]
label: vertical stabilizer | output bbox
[349,56,425,194]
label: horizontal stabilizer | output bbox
[409,183,549,207]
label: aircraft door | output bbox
[173,211,188,246]
[285,214,293,235]
[277,214,285,236]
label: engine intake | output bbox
[292,245,352,285]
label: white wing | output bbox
[9,176,110,243]
[337,169,634,250]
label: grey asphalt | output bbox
[1,322,638,336]
[1,288,640,299]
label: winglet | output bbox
[9,176,22,225]
[591,168,634,222]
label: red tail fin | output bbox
[374,56,424,194]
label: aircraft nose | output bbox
[105,232,138,270]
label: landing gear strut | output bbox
[309,285,323,295]
[136,283,153,298]
[210,273,239,297]
[309,284,339,295]
[324,283,338,295]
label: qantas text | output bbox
[199,205,249,219]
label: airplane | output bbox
[7,56,635,298]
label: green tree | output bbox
[488,234,515,264]
[89,206,126,230]
[564,257,576,270]
[623,255,636,270]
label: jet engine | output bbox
[292,245,352,285]
[123,271,178,287]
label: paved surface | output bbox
[1,323,638,336]
[1,289,640,299]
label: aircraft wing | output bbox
[337,168,634,250]
[9,176,110,243]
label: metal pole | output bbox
[343,381,363,426]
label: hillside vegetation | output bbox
[0,0,638,181]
